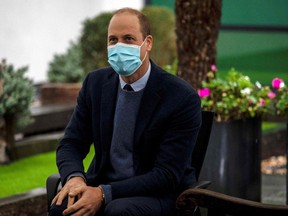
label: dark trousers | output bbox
[48,195,177,216]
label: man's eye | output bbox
[109,38,117,43]
[126,37,133,41]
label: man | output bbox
[49,7,201,216]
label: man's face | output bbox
[107,12,144,47]
[107,11,153,79]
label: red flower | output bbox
[272,77,284,89]
[198,88,210,98]
[211,64,217,72]
[267,91,276,99]
[259,98,265,106]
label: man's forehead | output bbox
[109,12,139,28]
[108,13,140,35]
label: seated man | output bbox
[49,7,201,216]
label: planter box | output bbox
[0,188,47,216]
[199,117,262,201]
[40,83,81,105]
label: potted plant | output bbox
[40,41,84,105]
[197,65,286,201]
[198,66,275,122]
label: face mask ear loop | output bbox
[141,51,148,63]
[139,36,148,49]
[139,37,148,63]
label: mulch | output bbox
[261,155,287,175]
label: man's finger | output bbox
[63,202,79,216]
[51,193,59,206]
[68,185,85,197]
[67,195,75,208]
[56,189,69,206]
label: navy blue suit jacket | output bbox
[56,60,201,200]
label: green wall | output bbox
[221,0,288,26]
[150,0,288,26]
[150,0,174,10]
[217,31,288,84]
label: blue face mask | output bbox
[107,39,147,76]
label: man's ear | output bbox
[146,35,153,52]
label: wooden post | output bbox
[0,59,8,163]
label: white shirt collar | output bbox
[119,62,151,92]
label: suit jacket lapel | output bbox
[134,64,162,146]
[100,74,119,160]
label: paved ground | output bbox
[262,174,287,205]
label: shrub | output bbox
[142,6,176,66]
[47,41,85,83]
[80,12,113,73]
[0,59,35,128]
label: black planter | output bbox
[199,117,262,201]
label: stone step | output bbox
[17,104,74,136]
[15,131,64,159]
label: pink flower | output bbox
[259,98,265,106]
[272,77,284,89]
[211,64,217,72]
[267,92,276,99]
[198,88,210,98]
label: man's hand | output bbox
[51,176,86,207]
[62,186,104,216]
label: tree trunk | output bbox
[3,114,17,162]
[0,118,9,164]
[175,0,222,88]
[0,68,6,163]
[0,60,3,95]
[0,78,3,96]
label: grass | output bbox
[0,147,94,199]
[262,122,287,135]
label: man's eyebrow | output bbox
[123,34,135,38]
[108,34,135,40]
[108,35,117,40]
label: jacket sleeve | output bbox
[56,74,93,184]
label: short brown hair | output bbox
[112,7,151,39]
